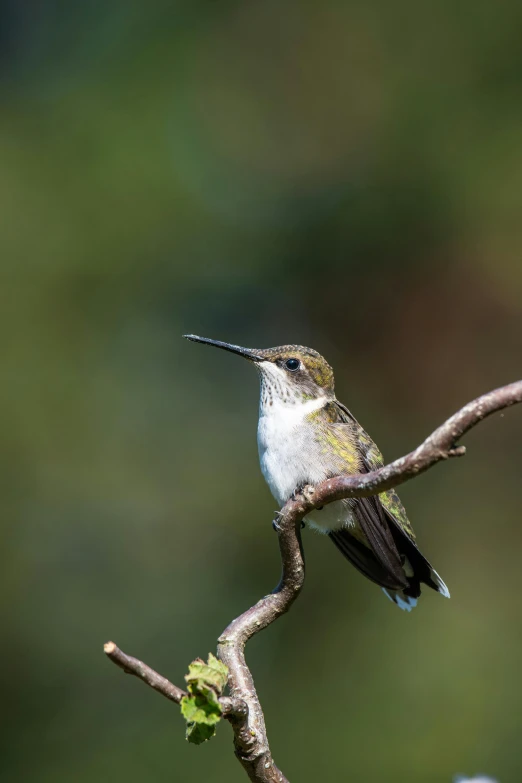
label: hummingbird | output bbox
[184,335,450,611]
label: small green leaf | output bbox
[185,721,217,745]
[180,694,221,725]
[185,653,228,697]
[180,654,229,745]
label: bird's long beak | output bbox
[183,335,263,362]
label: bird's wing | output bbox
[328,527,407,590]
[335,401,450,596]
[334,400,416,542]
[324,401,407,588]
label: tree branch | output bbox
[216,513,305,782]
[104,380,522,782]
[305,381,522,505]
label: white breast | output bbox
[257,394,356,533]
[257,395,328,506]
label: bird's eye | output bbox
[285,358,300,371]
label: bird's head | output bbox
[184,335,335,406]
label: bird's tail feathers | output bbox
[382,588,418,612]
[429,567,450,598]
[382,565,450,611]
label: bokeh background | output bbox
[2,2,522,781]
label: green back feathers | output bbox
[315,399,417,542]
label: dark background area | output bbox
[2,2,521,781]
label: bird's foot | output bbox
[272,512,284,532]
[273,513,306,532]
[291,485,305,501]
[291,483,316,502]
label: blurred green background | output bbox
[2,2,521,781]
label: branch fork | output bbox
[105,380,522,783]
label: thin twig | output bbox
[104,642,187,703]
[105,380,522,783]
